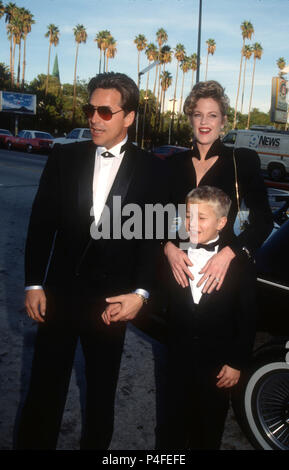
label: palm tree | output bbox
[189,53,198,88]
[5,2,18,84]
[158,46,173,112]
[94,30,111,73]
[21,8,34,88]
[14,8,24,87]
[233,20,254,128]
[176,56,190,132]
[95,30,109,73]
[45,24,60,95]
[134,34,147,88]
[247,42,263,128]
[153,28,168,98]
[205,39,216,81]
[277,57,286,77]
[72,24,87,120]
[172,44,186,127]
[106,36,117,71]
[0,2,5,19]
[141,43,158,147]
[240,45,252,114]
[160,70,172,132]
[145,42,158,97]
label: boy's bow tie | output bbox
[195,240,219,252]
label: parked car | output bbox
[6,130,53,153]
[52,128,92,148]
[133,188,289,450]
[222,126,289,181]
[0,128,13,147]
[152,145,189,159]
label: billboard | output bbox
[270,77,288,124]
[0,91,36,115]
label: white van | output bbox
[222,126,289,181]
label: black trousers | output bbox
[16,289,126,450]
[159,336,230,450]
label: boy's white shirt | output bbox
[187,235,219,304]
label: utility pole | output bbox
[196,0,202,84]
[135,60,160,144]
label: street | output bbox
[0,148,254,450]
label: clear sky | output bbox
[0,0,288,114]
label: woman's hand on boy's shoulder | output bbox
[198,246,236,293]
[216,364,240,388]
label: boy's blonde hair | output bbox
[186,186,231,218]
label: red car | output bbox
[6,129,53,153]
[0,128,13,147]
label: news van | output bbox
[222,126,289,181]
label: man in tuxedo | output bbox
[16,72,168,450]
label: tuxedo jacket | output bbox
[167,240,256,371]
[25,140,169,298]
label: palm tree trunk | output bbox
[10,36,13,85]
[179,71,185,114]
[153,62,158,97]
[106,54,109,72]
[46,42,51,95]
[141,70,150,148]
[172,63,179,130]
[240,57,247,115]
[233,39,245,128]
[137,50,140,88]
[99,49,102,74]
[22,35,27,88]
[73,42,79,122]
[247,58,256,129]
[17,40,21,87]
[191,69,195,89]
[12,37,16,87]
[103,49,106,73]
[161,88,166,133]
[205,52,209,80]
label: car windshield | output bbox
[0,129,12,135]
[35,132,53,139]
[82,129,92,138]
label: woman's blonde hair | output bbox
[183,80,230,117]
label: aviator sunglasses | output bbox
[83,103,124,121]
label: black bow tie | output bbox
[195,240,219,252]
[101,151,115,158]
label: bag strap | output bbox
[233,149,241,214]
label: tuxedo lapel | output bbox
[101,143,138,229]
[77,141,96,226]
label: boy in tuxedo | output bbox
[162,185,256,450]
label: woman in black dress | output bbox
[165,80,273,291]
[159,81,274,449]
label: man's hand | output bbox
[101,293,144,325]
[216,365,240,388]
[164,241,194,288]
[25,289,47,323]
[197,246,236,294]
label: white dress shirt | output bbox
[92,135,127,225]
[187,236,219,304]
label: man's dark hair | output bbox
[87,72,139,114]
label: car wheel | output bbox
[268,163,286,181]
[26,144,33,153]
[6,141,12,150]
[232,345,289,450]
